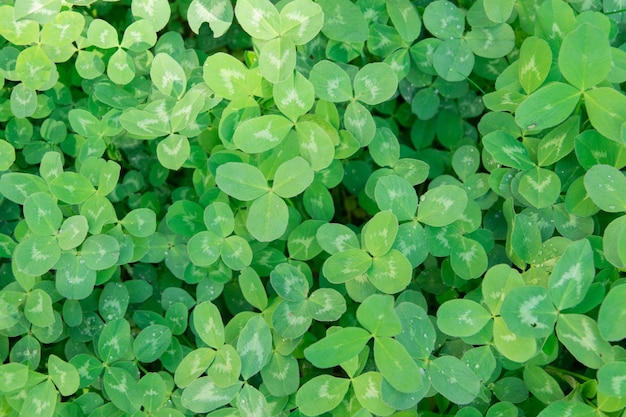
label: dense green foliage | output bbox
[1,0,626,416]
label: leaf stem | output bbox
[545,365,592,385]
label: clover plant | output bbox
[1,0,626,416]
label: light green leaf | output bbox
[24,288,54,327]
[344,100,376,146]
[120,109,169,138]
[558,23,611,90]
[56,255,96,300]
[437,299,491,338]
[450,237,488,279]
[317,0,368,42]
[41,11,84,46]
[0,363,28,393]
[493,317,536,363]
[270,262,309,302]
[16,46,54,90]
[220,235,252,270]
[259,37,295,84]
[295,375,350,416]
[536,401,597,417]
[246,192,289,242]
[208,344,241,387]
[272,300,312,338]
[309,60,353,103]
[0,6,39,45]
[157,134,190,170]
[523,366,564,404]
[549,239,594,310]
[87,19,118,49]
[204,202,234,237]
[20,380,57,417]
[433,39,474,82]
[133,324,171,363]
[368,249,413,294]
[203,52,254,99]
[14,0,60,23]
[386,0,421,42]
[375,337,423,393]
[316,223,360,255]
[98,318,132,363]
[239,267,268,311]
[274,72,315,122]
[10,83,37,119]
[482,130,534,170]
[307,288,346,322]
[272,157,314,198]
[362,210,398,257]
[0,173,47,204]
[465,24,515,59]
[14,235,61,276]
[517,167,561,209]
[23,192,61,236]
[518,36,552,94]
[122,208,157,238]
[483,0,514,23]
[131,0,170,30]
[75,51,105,79]
[296,121,335,171]
[598,284,626,341]
[107,48,135,85]
[356,294,401,337]
[151,53,187,98]
[500,286,557,338]
[48,355,80,396]
[304,327,371,368]
[103,367,142,413]
[234,0,280,40]
[429,355,480,405]
[584,87,626,143]
[81,234,120,270]
[556,314,612,369]
[511,213,542,263]
[181,377,240,413]
[323,248,371,283]
[233,115,293,153]
[374,175,418,221]
[174,348,215,388]
[515,82,580,131]
[193,301,225,348]
[237,315,272,379]
[584,165,626,212]
[354,63,397,105]
[598,361,626,397]
[261,352,299,397]
[417,185,468,227]
[537,116,578,166]
[279,0,324,44]
[187,0,233,36]
[423,0,465,39]
[49,172,95,204]
[215,162,268,201]
[120,19,156,52]
[99,282,129,321]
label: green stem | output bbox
[545,365,592,384]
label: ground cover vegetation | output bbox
[1,0,626,415]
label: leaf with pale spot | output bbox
[237,315,272,379]
[501,286,557,338]
[259,37,295,84]
[174,348,216,388]
[549,239,594,310]
[133,324,171,363]
[515,82,580,131]
[518,36,552,94]
[450,237,488,279]
[246,192,289,242]
[157,134,190,170]
[151,53,187,98]
[215,162,268,201]
[188,0,233,36]
[98,318,131,363]
[374,337,423,394]
[295,375,350,416]
[103,367,142,414]
[274,72,315,122]
[193,301,225,348]
[482,131,534,170]
[437,299,491,338]
[516,167,561,209]
[429,356,480,405]
[584,164,626,213]
[261,352,299,397]
[279,0,324,45]
[598,284,626,341]
[181,377,241,414]
[309,60,353,102]
[354,63,398,105]
[417,185,468,227]
[233,115,293,153]
[48,355,80,396]
[234,0,280,40]
[131,0,170,30]
[20,380,57,417]
[556,314,612,369]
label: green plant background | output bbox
[1,0,626,416]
